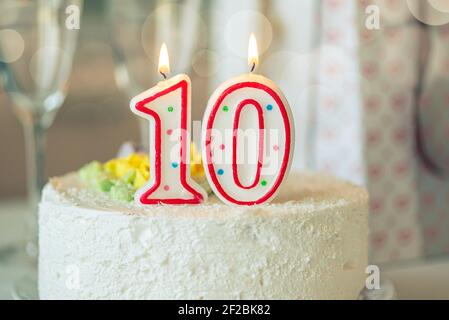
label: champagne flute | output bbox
[0,0,82,294]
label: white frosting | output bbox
[38,172,368,300]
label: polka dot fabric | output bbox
[354,1,449,263]
[312,0,449,263]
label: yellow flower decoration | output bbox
[104,143,205,189]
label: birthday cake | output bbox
[38,152,368,300]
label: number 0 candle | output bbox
[130,43,207,205]
[202,34,295,206]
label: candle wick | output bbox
[250,62,256,73]
[160,71,167,80]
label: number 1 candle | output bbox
[130,43,207,205]
[202,34,295,205]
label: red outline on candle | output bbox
[232,99,265,189]
[133,79,204,205]
[205,82,292,205]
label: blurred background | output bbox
[1,0,449,299]
[0,0,137,198]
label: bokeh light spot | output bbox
[0,29,24,63]
[407,0,449,26]
[429,0,449,14]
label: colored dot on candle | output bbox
[273,145,279,151]
[163,185,170,191]
[171,162,178,168]
[166,129,173,135]
[217,169,224,175]
[261,180,267,186]
[168,106,174,112]
[266,104,273,111]
[219,144,225,150]
[223,106,229,112]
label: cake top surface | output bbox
[42,171,368,218]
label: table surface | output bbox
[0,199,32,299]
[1,199,449,300]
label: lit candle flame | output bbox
[248,33,258,72]
[158,43,170,78]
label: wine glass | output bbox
[0,0,82,296]
[108,0,203,147]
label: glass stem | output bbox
[22,120,47,260]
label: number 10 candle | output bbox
[201,34,295,205]
[131,36,294,206]
[130,44,207,205]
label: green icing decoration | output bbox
[79,161,136,202]
[109,182,134,202]
[122,169,136,184]
[79,161,102,183]
[98,178,114,192]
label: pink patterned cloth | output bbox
[317,0,449,263]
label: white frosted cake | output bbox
[38,156,368,299]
